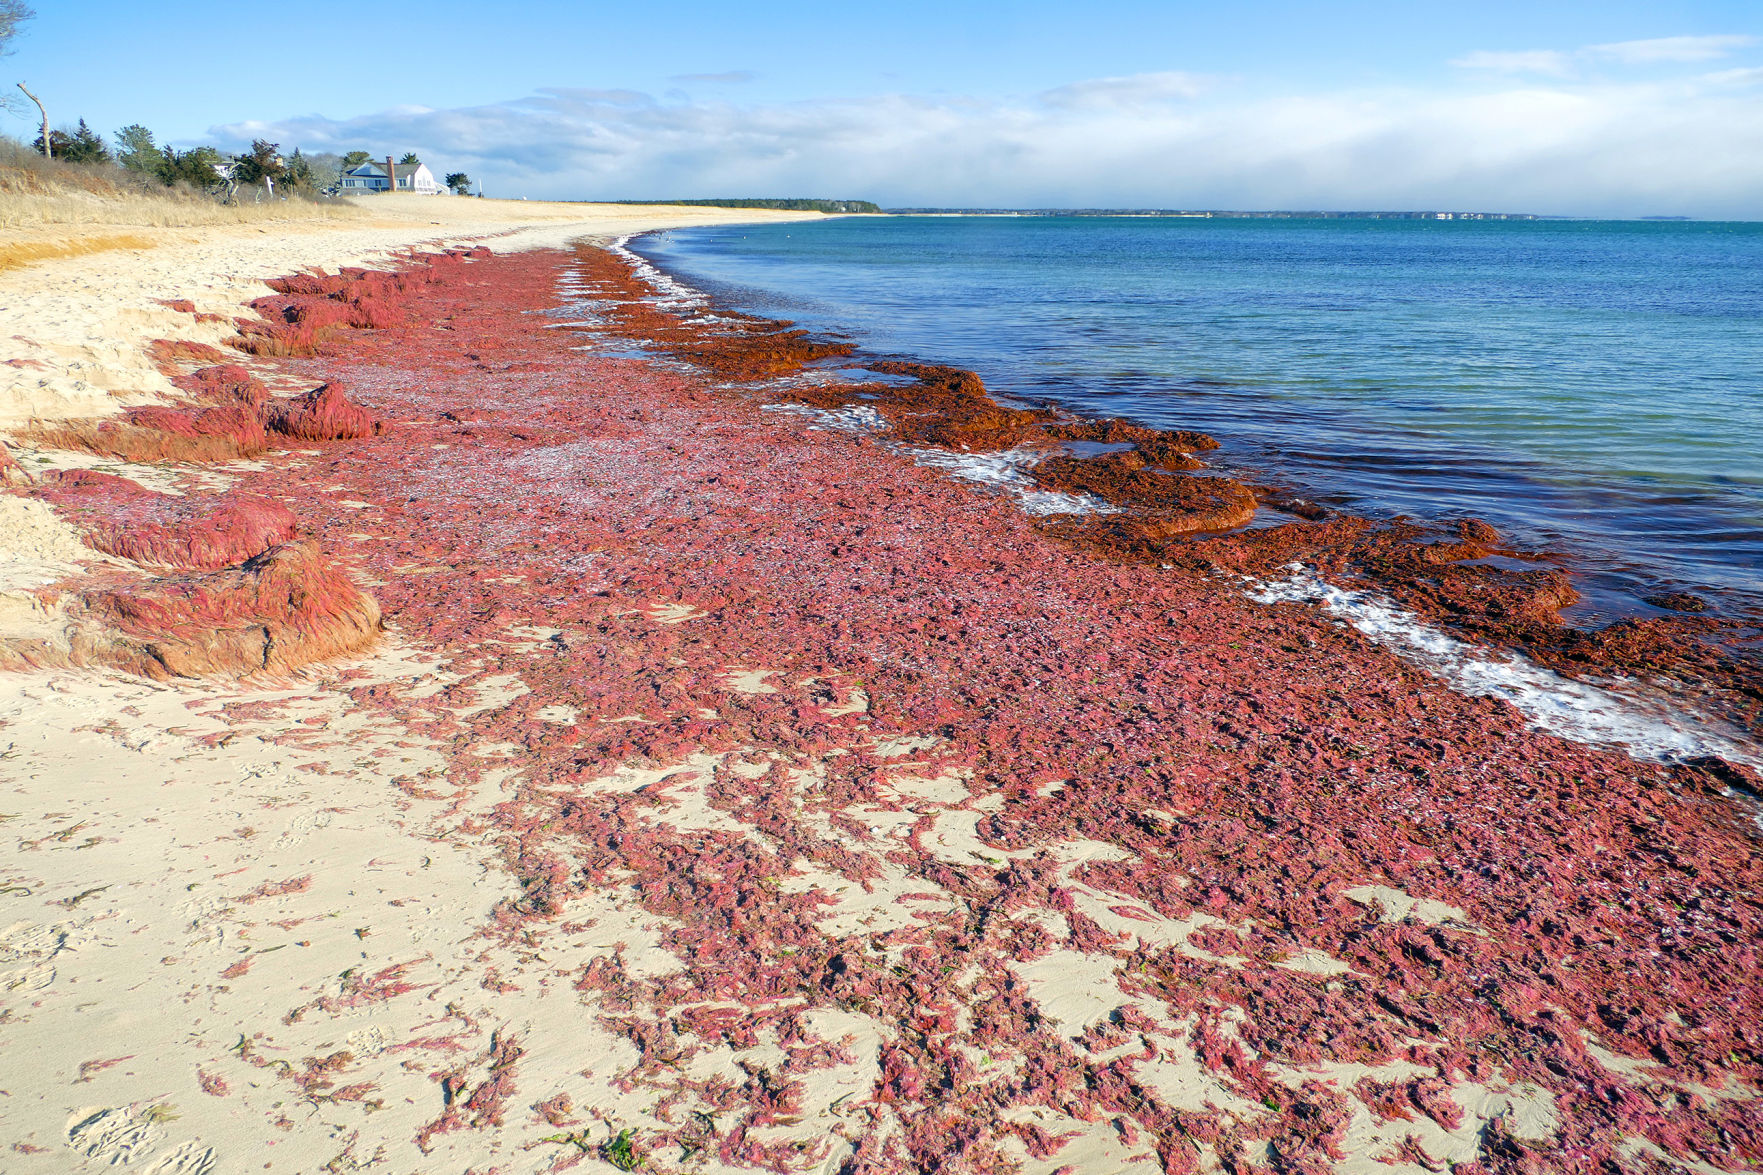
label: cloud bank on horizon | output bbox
[211,34,1763,217]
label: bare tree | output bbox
[2,1,36,128]
[16,81,45,156]
[0,1,32,53]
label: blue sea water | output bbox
[631,217,1763,617]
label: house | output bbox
[340,156,443,195]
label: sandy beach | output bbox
[1,196,1758,1175]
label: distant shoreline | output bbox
[876,208,1733,221]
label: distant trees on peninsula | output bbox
[615,198,883,214]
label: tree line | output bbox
[19,121,473,199]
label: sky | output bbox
[5,0,1762,216]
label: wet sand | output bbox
[0,221,1759,1174]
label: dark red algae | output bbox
[33,243,1763,1172]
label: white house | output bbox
[341,158,443,195]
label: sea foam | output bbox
[1250,564,1759,770]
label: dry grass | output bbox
[0,138,363,238]
[0,187,362,231]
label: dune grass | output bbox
[0,137,363,246]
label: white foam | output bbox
[902,446,1119,517]
[762,402,886,432]
[1250,565,1759,769]
[606,235,708,310]
[1017,489,1118,517]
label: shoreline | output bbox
[0,221,1759,1172]
[626,218,1763,629]
[609,227,1761,769]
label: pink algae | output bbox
[80,541,382,678]
[32,470,297,570]
[264,380,382,441]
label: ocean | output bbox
[631,216,1763,620]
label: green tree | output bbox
[37,119,109,163]
[30,126,66,156]
[231,138,285,187]
[444,171,471,195]
[160,145,227,191]
[282,148,317,192]
[340,150,372,169]
[69,119,109,162]
[398,151,420,165]
[114,124,158,174]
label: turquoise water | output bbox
[633,217,1763,615]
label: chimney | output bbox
[386,154,396,192]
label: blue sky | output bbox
[6,0,1762,214]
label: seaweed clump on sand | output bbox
[0,253,510,679]
[232,246,493,358]
[29,469,298,570]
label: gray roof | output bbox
[346,161,428,178]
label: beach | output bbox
[0,201,1758,1175]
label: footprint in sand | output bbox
[145,1140,218,1174]
[66,1106,215,1172]
[274,807,334,847]
[1,920,76,994]
[66,1106,161,1165]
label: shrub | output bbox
[34,119,109,164]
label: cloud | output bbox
[1452,33,1757,76]
[1038,71,1210,109]
[1449,50,1575,77]
[1702,66,1763,86]
[669,71,758,85]
[1588,35,1757,64]
[208,69,1763,218]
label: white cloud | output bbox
[1449,50,1576,77]
[1702,66,1763,86]
[1038,71,1210,109]
[1452,32,1757,77]
[208,70,1763,218]
[1588,35,1757,64]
